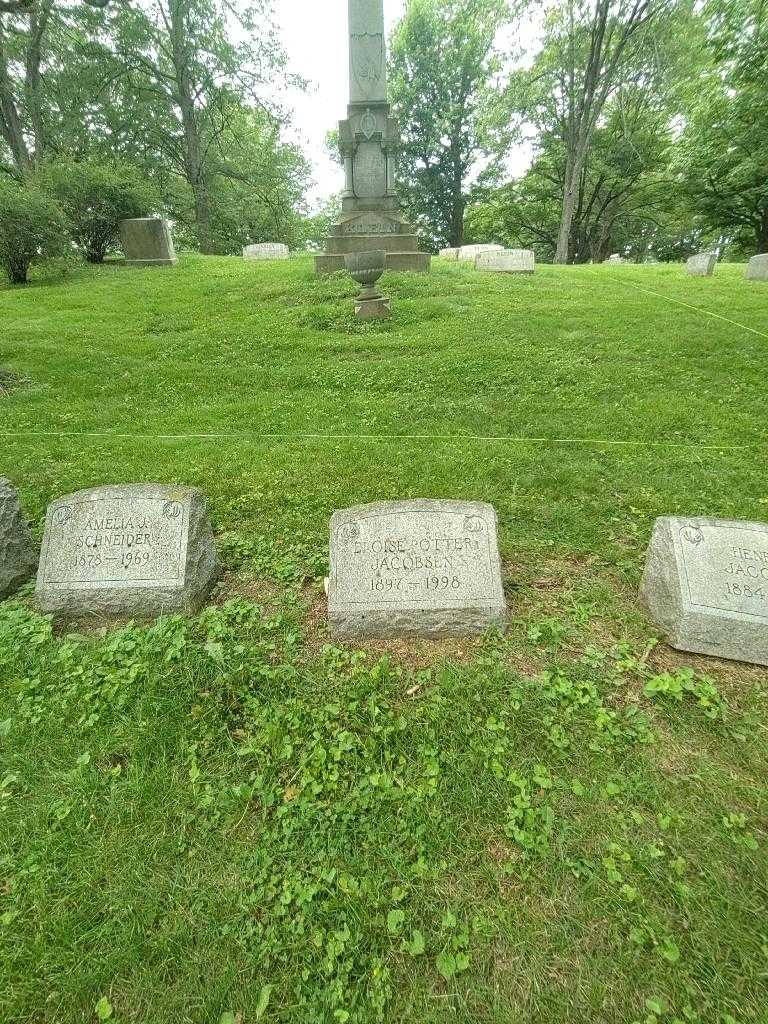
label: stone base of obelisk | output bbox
[316,210,431,275]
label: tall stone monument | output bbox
[315,0,431,275]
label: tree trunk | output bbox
[555,136,589,264]
[25,2,51,167]
[757,209,768,254]
[0,20,32,174]
[168,0,215,254]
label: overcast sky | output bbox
[274,0,539,210]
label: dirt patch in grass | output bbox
[0,369,29,397]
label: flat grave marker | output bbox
[36,484,218,620]
[328,499,507,639]
[641,516,768,666]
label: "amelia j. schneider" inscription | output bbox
[328,500,507,639]
[641,517,768,666]
[36,484,218,620]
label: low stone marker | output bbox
[439,248,460,260]
[243,243,289,261]
[119,218,177,267]
[475,249,535,274]
[641,516,768,666]
[328,499,507,639]
[687,253,717,277]
[605,254,624,264]
[36,484,218,620]
[746,254,768,281]
[458,244,504,262]
[0,479,37,599]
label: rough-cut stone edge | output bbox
[640,516,768,667]
[35,484,219,621]
[0,478,38,599]
[328,499,508,640]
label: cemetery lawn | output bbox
[2,255,768,1024]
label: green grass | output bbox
[1,256,767,1024]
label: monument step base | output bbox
[316,252,431,275]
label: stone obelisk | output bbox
[315,0,431,274]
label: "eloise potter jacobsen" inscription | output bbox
[41,496,187,588]
[349,533,486,597]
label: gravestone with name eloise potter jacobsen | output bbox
[641,517,768,666]
[35,485,218,620]
[0,479,38,599]
[328,500,507,639]
[119,218,177,267]
[315,0,430,274]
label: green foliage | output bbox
[38,160,160,263]
[389,0,516,249]
[0,179,68,284]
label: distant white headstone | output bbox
[458,244,504,262]
[746,254,768,281]
[641,516,768,666]
[36,484,218,620]
[328,499,507,639]
[475,249,535,274]
[605,254,624,264]
[687,253,717,277]
[439,248,460,260]
[243,243,289,261]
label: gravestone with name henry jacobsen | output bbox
[328,499,507,639]
[641,516,768,666]
[36,484,218,620]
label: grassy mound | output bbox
[0,257,766,1023]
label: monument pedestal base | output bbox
[316,252,431,275]
[355,295,391,320]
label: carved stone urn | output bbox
[344,251,391,320]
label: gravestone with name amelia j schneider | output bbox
[687,253,717,277]
[328,500,507,638]
[36,484,218,620]
[119,218,177,267]
[315,0,430,274]
[641,516,768,666]
[0,479,38,599]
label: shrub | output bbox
[40,160,160,264]
[0,179,69,285]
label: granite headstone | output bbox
[641,516,768,666]
[458,244,504,262]
[0,479,37,599]
[243,243,289,261]
[328,499,507,638]
[439,248,460,260]
[475,249,535,274]
[36,484,218,620]
[687,253,717,277]
[746,254,768,282]
[119,218,177,267]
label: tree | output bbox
[0,177,67,283]
[106,0,296,253]
[676,0,768,254]
[389,0,516,250]
[531,0,677,263]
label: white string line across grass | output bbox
[0,428,761,452]
[601,272,768,341]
